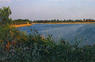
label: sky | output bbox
[0,0,95,20]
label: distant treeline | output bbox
[11,19,95,24]
[12,19,31,25]
[33,19,95,23]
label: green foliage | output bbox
[0,29,95,62]
[0,7,12,25]
[13,19,31,25]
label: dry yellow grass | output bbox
[11,24,32,28]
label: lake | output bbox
[18,24,95,46]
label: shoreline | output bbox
[32,22,95,24]
[11,24,32,28]
[11,22,95,28]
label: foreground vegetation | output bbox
[0,25,95,62]
[0,7,95,62]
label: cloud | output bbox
[0,0,11,2]
[0,0,24,3]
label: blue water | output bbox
[18,24,95,46]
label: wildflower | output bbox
[6,42,11,51]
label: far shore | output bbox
[11,22,95,28]
[32,22,95,24]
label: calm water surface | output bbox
[18,24,95,46]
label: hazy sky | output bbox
[0,0,95,20]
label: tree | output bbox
[0,7,12,25]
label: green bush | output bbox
[0,28,95,62]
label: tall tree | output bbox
[0,7,12,25]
